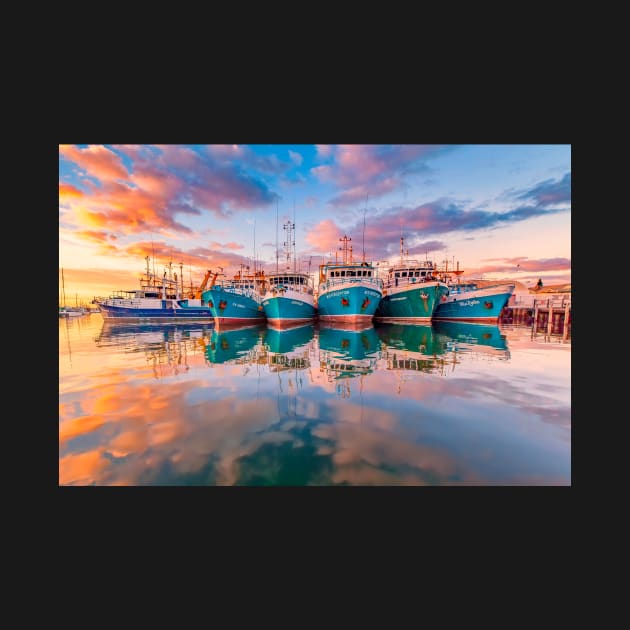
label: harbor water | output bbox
[59,314,571,485]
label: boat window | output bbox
[395,272,400,278]
[341,271,346,277]
[368,271,372,277]
[421,271,426,276]
[402,272,407,277]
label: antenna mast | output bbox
[283,219,295,272]
[275,200,279,273]
[339,235,352,264]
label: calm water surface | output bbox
[59,314,571,485]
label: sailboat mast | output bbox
[61,267,66,307]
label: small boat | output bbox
[374,237,449,324]
[432,266,515,323]
[316,235,383,325]
[58,306,85,317]
[59,268,89,317]
[94,258,215,321]
[203,266,267,327]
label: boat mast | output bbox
[275,200,279,274]
[151,235,156,288]
[362,194,368,263]
[61,267,66,307]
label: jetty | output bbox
[501,293,571,339]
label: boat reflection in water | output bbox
[432,320,509,360]
[95,320,213,348]
[263,323,314,372]
[375,323,451,375]
[95,320,214,377]
[204,322,267,365]
[318,324,381,395]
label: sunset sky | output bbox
[59,144,571,303]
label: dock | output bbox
[501,295,571,339]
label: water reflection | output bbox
[433,321,509,359]
[205,323,266,365]
[318,324,380,377]
[263,323,314,372]
[59,317,571,485]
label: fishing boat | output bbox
[94,258,215,321]
[374,237,449,324]
[432,262,515,323]
[202,265,267,327]
[316,235,382,325]
[262,219,316,326]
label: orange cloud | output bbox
[59,183,84,198]
[59,415,106,443]
[59,449,111,485]
[74,230,116,244]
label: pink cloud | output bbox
[473,257,571,274]
[315,144,333,159]
[304,219,343,252]
[60,144,129,181]
[210,241,244,250]
[311,145,450,206]
[288,150,303,166]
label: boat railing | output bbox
[267,283,314,296]
[320,276,383,292]
[382,276,441,289]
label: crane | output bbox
[189,269,219,299]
